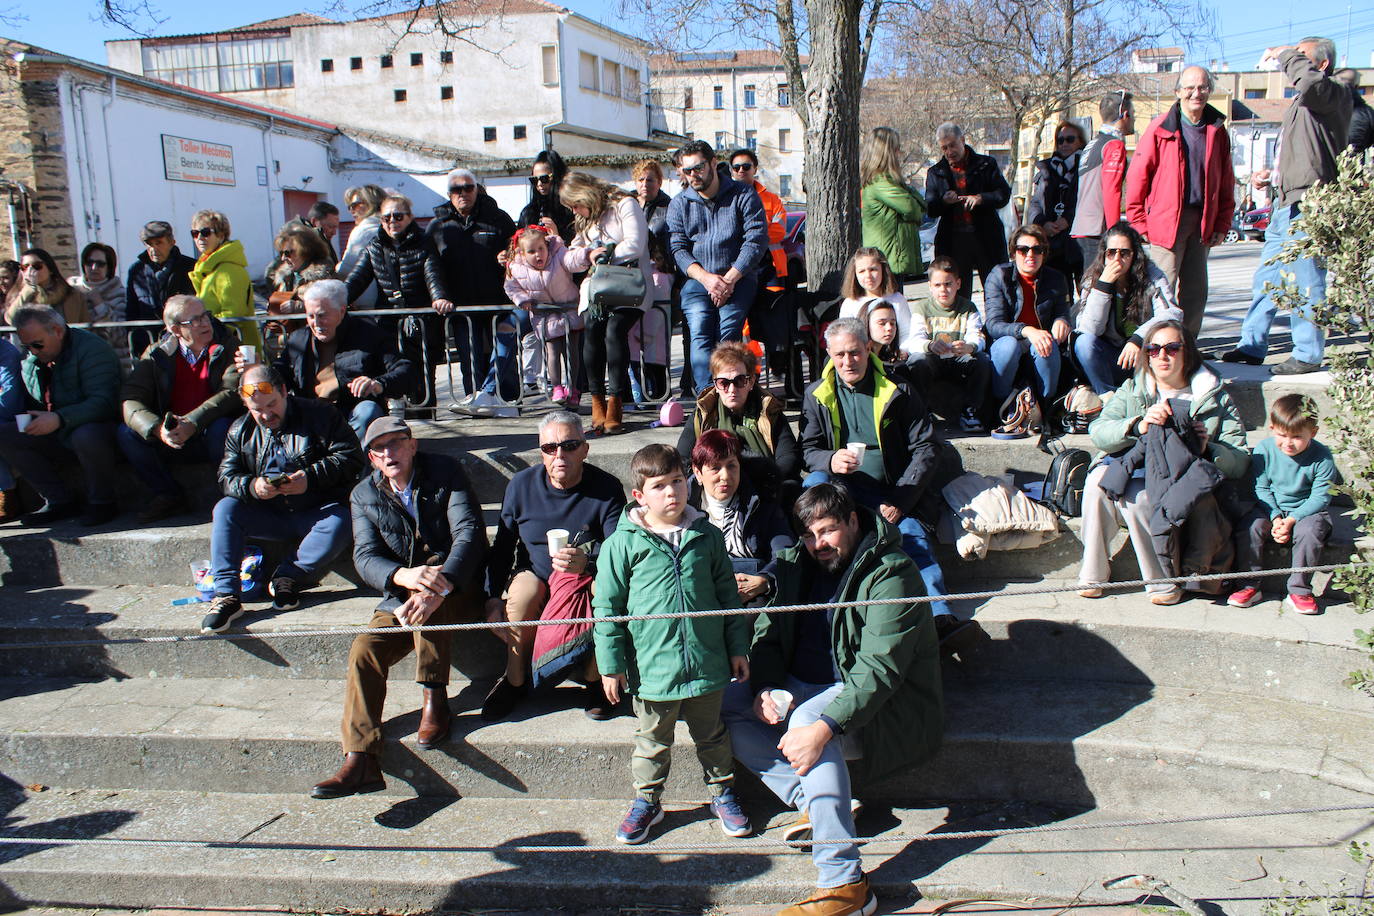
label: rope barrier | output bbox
[0,562,1364,652]
[0,802,1368,854]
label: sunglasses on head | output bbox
[714,374,753,390]
[449,184,476,194]
[539,438,585,455]
[189,227,218,238]
[240,381,279,398]
[1146,341,1184,357]
[1014,244,1047,256]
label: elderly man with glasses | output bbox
[199,364,364,634]
[0,305,121,526]
[481,410,626,722]
[117,295,244,522]
[310,416,487,799]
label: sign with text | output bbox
[162,135,236,187]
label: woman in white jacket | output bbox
[337,184,387,309]
[1073,222,1183,394]
[560,172,652,435]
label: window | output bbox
[139,33,295,92]
[514,124,527,140]
[744,84,756,107]
[484,126,497,142]
[411,52,423,66]
[715,131,726,149]
[1283,86,1296,98]
[713,85,723,108]
[380,54,393,68]
[777,84,790,107]
[579,51,598,91]
[602,60,621,97]
[683,86,693,108]
[624,67,640,103]
[440,85,454,100]
[779,174,792,199]
[439,50,453,64]
[394,89,407,102]
[320,58,333,72]
[541,45,558,85]
[1156,62,1172,72]
[350,57,362,70]
[746,129,757,151]
[778,128,790,152]
[1244,88,1266,99]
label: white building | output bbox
[651,50,806,203]
[1131,47,1185,74]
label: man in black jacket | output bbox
[270,280,413,441]
[200,364,364,634]
[925,123,1012,294]
[125,220,196,354]
[311,416,487,799]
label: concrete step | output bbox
[2,676,1370,809]
[0,784,1368,914]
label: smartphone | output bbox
[268,473,291,487]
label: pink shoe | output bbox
[1227,586,1261,608]
[552,385,569,405]
[1284,593,1320,615]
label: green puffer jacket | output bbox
[752,508,943,784]
[1088,365,1249,479]
[593,505,752,702]
[861,176,927,278]
[20,327,122,447]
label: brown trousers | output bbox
[341,594,460,754]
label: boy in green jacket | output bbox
[594,443,753,845]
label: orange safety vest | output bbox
[753,179,789,289]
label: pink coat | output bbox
[503,235,583,307]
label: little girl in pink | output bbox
[504,225,585,406]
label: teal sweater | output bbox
[1252,437,1336,520]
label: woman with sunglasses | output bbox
[984,225,1072,416]
[1077,319,1249,605]
[188,210,261,348]
[10,248,90,326]
[518,149,575,240]
[269,224,337,309]
[860,127,927,282]
[1074,222,1182,394]
[676,341,800,498]
[69,243,128,362]
[1026,121,1087,289]
[338,185,387,309]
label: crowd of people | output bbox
[0,38,1360,916]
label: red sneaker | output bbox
[1284,593,1320,615]
[1227,586,1261,608]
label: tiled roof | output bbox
[359,0,566,21]
[650,49,806,72]
[228,13,335,31]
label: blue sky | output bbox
[9,0,1373,72]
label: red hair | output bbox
[691,429,742,469]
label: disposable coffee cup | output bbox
[547,528,570,555]
[847,442,867,465]
[15,414,31,432]
[770,689,794,718]
[239,345,257,365]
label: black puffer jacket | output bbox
[344,221,449,310]
[273,315,414,414]
[427,195,516,307]
[351,451,488,612]
[125,248,196,323]
[219,396,365,509]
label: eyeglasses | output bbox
[1146,341,1184,357]
[539,438,585,455]
[529,174,555,185]
[175,312,212,328]
[448,184,476,194]
[240,381,280,398]
[368,435,412,454]
[380,212,411,222]
[189,227,218,239]
[1014,245,1047,256]
[730,162,754,171]
[1055,135,1078,144]
[1104,248,1133,259]
[681,161,710,176]
[714,374,753,390]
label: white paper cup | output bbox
[239,345,257,365]
[15,414,31,432]
[546,528,570,555]
[770,688,794,717]
[846,442,867,465]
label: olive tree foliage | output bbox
[1267,150,1374,696]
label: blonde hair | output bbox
[344,184,386,219]
[560,172,627,237]
[632,159,665,181]
[860,127,905,187]
[191,209,231,238]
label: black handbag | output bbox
[583,244,645,319]
[1043,439,1091,517]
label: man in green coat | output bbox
[725,482,943,916]
[0,305,122,526]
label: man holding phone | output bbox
[201,364,364,633]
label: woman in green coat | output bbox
[860,127,927,281]
[189,210,261,348]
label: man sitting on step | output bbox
[199,364,364,634]
[312,416,487,799]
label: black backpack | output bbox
[1044,441,1091,517]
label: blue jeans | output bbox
[480,309,528,399]
[723,679,862,888]
[1073,334,1131,395]
[990,335,1061,401]
[1237,202,1326,365]
[115,416,231,500]
[210,496,351,595]
[348,399,387,444]
[802,470,951,616]
[0,420,118,506]
[680,274,758,394]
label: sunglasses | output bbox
[730,162,754,171]
[240,381,280,398]
[449,184,477,194]
[19,263,44,272]
[539,438,585,455]
[175,312,212,328]
[1014,245,1047,256]
[84,259,108,268]
[1105,248,1133,259]
[380,212,411,222]
[189,227,218,238]
[279,248,299,257]
[1146,341,1184,357]
[1056,135,1078,144]
[347,200,367,210]
[714,374,753,390]
[529,174,555,184]
[681,161,710,176]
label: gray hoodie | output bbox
[1273,48,1352,208]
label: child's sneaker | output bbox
[709,788,752,837]
[1227,586,1262,608]
[551,385,569,405]
[1284,593,1321,615]
[615,797,664,844]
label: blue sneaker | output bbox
[615,797,664,844]
[709,788,752,837]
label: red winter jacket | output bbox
[1125,103,1235,250]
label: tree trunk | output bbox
[801,0,864,297]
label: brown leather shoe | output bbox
[777,877,876,916]
[416,686,452,749]
[310,751,384,799]
[590,394,607,434]
[604,396,624,434]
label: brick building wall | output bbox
[0,48,77,266]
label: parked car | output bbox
[1226,206,1270,243]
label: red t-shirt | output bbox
[1017,272,1040,329]
[170,348,213,417]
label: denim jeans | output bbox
[723,679,862,888]
[680,274,758,394]
[1073,334,1131,395]
[209,496,351,594]
[480,309,528,399]
[348,400,387,444]
[1237,202,1326,365]
[801,470,951,616]
[115,416,231,500]
[990,335,1062,401]
[0,420,118,506]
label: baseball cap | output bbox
[363,415,412,450]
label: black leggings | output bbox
[583,308,641,397]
